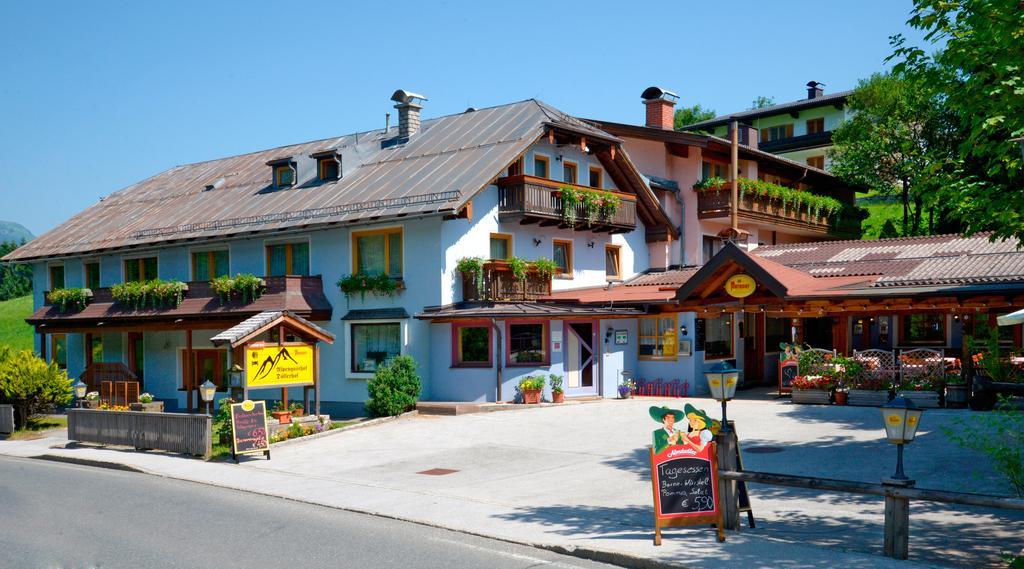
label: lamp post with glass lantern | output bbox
[704,361,739,432]
[72,380,88,408]
[880,396,923,482]
[199,380,217,415]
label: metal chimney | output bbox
[806,81,825,100]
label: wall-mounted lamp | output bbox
[953,314,960,321]
[679,324,688,336]
[532,238,542,247]
[583,145,591,154]
[586,239,595,248]
[556,153,563,162]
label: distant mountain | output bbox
[0,221,33,245]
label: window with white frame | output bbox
[350,322,402,373]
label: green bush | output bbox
[0,349,72,428]
[365,355,421,417]
[946,395,1024,498]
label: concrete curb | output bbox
[256,410,418,450]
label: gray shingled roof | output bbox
[683,90,852,130]
[416,302,642,319]
[210,310,335,347]
[753,233,1024,289]
[4,99,648,262]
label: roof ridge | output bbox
[754,231,1000,252]
[785,248,1024,267]
[685,89,854,127]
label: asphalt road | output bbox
[0,456,617,569]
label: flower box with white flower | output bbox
[129,393,164,413]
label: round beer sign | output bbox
[724,274,756,298]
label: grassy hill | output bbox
[857,192,903,240]
[0,295,34,351]
[0,221,33,245]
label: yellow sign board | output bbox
[724,274,756,298]
[245,344,314,388]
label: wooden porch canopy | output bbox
[671,242,1024,318]
[210,310,335,348]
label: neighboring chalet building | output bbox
[682,81,851,170]
[4,92,677,413]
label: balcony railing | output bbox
[43,275,324,309]
[696,189,860,238]
[758,131,833,153]
[496,175,637,233]
[461,261,552,302]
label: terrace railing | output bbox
[496,175,637,233]
[461,261,552,302]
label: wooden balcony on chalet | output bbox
[496,175,637,233]
[461,261,552,302]
[697,188,860,238]
[32,275,332,330]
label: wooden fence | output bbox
[715,433,1024,560]
[68,409,212,459]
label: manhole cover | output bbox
[417,468,459,476]
[745,446,784,454]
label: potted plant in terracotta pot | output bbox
[831,356,861,406]
[549,374,564,404]
[270,401,292,424]
[289,401,305,418]
[518,376,545,404]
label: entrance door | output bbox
[565,322,597,397]
[181,349,224,411]
[127,332,144,388]
[742,313,764,385]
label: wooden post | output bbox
[185,329,194,413]
[716,430,740,531]
[278,325,288,407]
[730,120,739,234]
[883,479,913,560]
[314,343,321,418]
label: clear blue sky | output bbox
[0,0,929,236]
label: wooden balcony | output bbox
[696,189,860,238]
[496,175,637,233]
[461,261,552,302]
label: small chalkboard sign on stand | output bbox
[229,400,270,463]
[649,442,726,544]
[778,358,798,395]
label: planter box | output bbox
[848,390,890,407]
[945,385,968,408]
[79,399,100,409]
[792,390,831,405]
[67,409,211,458]
[521,389,542,404]
[130,401,164,413]
[897,391,940,408]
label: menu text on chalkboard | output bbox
[230,400,270,462]
[694,318,706,352]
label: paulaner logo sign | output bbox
[245,344,315,388]
[724,274,756,298]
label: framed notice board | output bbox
[778,358,799,394]
[694,318,706,352]
[649,443,725,544]
[229,400,270,462]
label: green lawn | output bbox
[0,295,33,351]
[6,416,67,440]
[857,192,904,240]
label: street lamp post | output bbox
[199,380,217,416]
[880,396,923,482]
[704,361,739,432]
[72,380,88,408]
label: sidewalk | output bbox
[3,396,1016,569]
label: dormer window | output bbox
[310,150,341,182]
[266,157,296,188]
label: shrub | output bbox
[0,350,72,428]
[945,396,1024,497]
[365,355,421,417]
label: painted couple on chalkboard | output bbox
[650,404,720,454]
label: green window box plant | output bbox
[111,279,188,309]
[337,273,400,301]
[47,287,92,313]
[210,273,266,305]
[456,256,485,296]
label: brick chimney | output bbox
[806,81,825,100]
[641,86,679,130]
[390,89,428,139]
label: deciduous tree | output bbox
[674,104,716,131]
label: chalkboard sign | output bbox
[655,456,716,515]
[230,400,270,462]
[694,318,706,352]
[778,358,799,394]
[649,443,724,544]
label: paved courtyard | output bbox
[3,392,1021,568]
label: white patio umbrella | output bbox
[996,308,1024,326]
